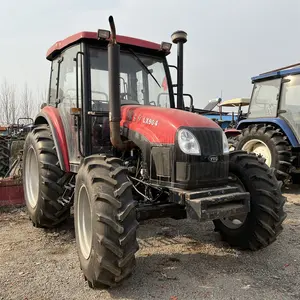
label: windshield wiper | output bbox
[128,48,161,88]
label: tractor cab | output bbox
[44,28,189,165]
[243,64,300,143]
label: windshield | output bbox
[248,78,281,118]
[89,47,171,111]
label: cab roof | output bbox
[46,31,168,60]
[251,62,300,82]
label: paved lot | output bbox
[1,186,300,300]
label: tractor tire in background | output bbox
[23,124,72,228]
[234,124,293,184]
[227,135,238,152]
[74,155,139,288]
[213,150,286,250]
[0,136,10,177]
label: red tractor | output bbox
[22,16,286,288]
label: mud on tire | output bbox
[213,151,287,250]
[74,155,139,288]
[234,124,293,183]
[23,124,72,228]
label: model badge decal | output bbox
[142,117,159,126]
[208,155,218,163]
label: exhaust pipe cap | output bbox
[171,30,187,44]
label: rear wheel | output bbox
[0,136,10,177]
[23,124,71,228]
[213,151,286,250]
[235,124,293,183]
[74,155,139,288]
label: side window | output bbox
[280,75,300,137]
[280,75,300,109]
[49,59,59,106]
[58,45,81,107]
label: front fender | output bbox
[237,118,299,147]
[224,128,241,138]
[34,106,70,172]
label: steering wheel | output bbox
[91,91,109,101]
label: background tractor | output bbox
[231,63,300,184]
[191,97,249,130]
[192,98,249,150]
[0,118,33,178]
[22,16,286,289]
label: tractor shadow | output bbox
[43,214,76,242]
[283,184,300,195]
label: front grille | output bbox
[174,127,228,189]
[192,128,223,156]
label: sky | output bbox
[1,0,300,109]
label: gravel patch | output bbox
[1,186,300,300]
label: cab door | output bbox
[48,44,83,166]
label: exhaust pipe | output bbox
[171,30,187,110]
[108,16,126,150]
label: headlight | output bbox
[222,131,229,154]
[178,129,201,155]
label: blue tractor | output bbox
[232,63,300,184]
[193,97,249,130]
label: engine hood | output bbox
[120,105,221,144]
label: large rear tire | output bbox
[74,155,139,288]
[213,151,286,250]
[0,136,10,177]
[23,124,71,228]
[234,124,293,183]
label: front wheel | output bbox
[234,124,293,183]
[213,150,286,250]
[74,155,139,288]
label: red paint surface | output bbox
[0,178,24,206]
[41,106,70,172]
[162,77,168,91]
[47,31,166,59]
[121,105,220,144]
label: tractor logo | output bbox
[208,155,218,163]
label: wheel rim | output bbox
[242,139,272,167]
[219,174,248,229]
[25,146,39,208]
[77,185,93,260]
[228,143,236,152]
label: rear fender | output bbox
[237,118,300,147]
[34,106,70,172]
